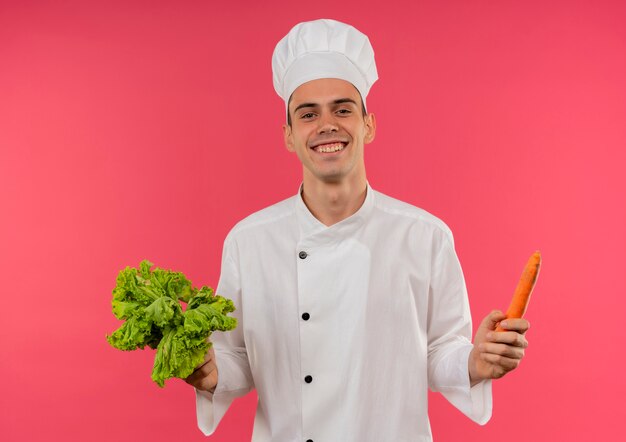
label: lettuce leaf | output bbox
[106,260,237,387]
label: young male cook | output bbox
[185,19,530,441]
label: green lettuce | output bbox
[106,260,237,387]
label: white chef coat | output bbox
[196,184,492,442]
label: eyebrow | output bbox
[293,98,359,114]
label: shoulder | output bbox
[371,189,455,244]
[224,194,297,245]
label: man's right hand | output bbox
[184,345,218,393]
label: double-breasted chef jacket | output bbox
[196,183,492,442]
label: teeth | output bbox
[315,143,345,153]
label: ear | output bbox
[283,124,295,152]
[364,112,376,144]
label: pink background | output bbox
[1,0,624,440]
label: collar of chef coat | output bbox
[295,182,375,246]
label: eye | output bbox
[336,108,352,115]
[300,112,316,119]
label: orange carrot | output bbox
[496,251,541,331]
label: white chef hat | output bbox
[272,19,378,113]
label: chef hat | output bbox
[272,19,378,113]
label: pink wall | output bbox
[1,0,624,440]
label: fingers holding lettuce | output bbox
[185,346,218,393]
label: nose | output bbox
[317,111,338,134]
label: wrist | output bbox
[468,349,483,387]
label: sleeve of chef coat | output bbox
[426,228,492,425]
[195,235,254,435]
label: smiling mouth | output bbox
[311,142,347,153]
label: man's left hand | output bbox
[468,310,530,387]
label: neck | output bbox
[300,175,368,226]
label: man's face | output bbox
[283,78,376,185]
